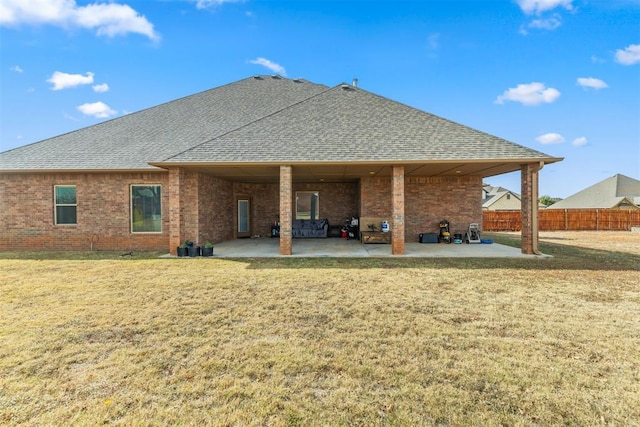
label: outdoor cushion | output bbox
[292,218,329,238]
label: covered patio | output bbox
[162,161,551,257]
[185,237,550,258]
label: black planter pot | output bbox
[201,246,214,257]
[177,247,188,257]
[188,246,201,257]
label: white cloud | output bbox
[0,0,159,41]
[517,0,572,34]
[77,101,116,118]
[196,0,243,10]
[47,71,94,90]
[577,77,608,90]
[249,57,287,76]
[517,0,574,15]
[615,44,640,65]
[527,14,562,31]
[573,137,588,146]
[536,133,565,144]
[75,3,158,40]
[495,82,561,106]
[10,65,23,73]
[92,83,109,93]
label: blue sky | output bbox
[1,0,638,198]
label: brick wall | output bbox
[520,163,538,254]
[391,166,405,254]
[234,182,280,237]
[294,182,358,226]
[169,170,235,254]
[198,174,234,244]
[361,175,483,242]
[0,172,169,251]
[168,168,184,253]
[279,166,293,255]
[360,177,392,217]
[182,171,199,244]
[1,171,483,252]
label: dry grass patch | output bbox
[538,230,640,254]
[1,236,639,425]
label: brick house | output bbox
[0,75,562,255]
[482,184,522,211]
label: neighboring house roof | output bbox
[482,184,521,209]
[0,75,561,176]
[547,174,640,209]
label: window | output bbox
[131,185,162,233]
[296,191,319,220]
[54,185,77,225]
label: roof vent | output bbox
[341,84,355,91]
[253,75,263,80]
[293,78,304,83]
[352,78,358,87]
[271,75,282,79]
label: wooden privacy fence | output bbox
[483,209,640,231]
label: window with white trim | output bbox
[54,185,77,225]
[131,185,162,233]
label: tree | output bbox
[539,195,556,207]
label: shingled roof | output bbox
[547,174,640,209]
[0,76,328,171]
[0,75,561,175]
[482,184,521,209]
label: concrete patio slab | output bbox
[187,237,549,258]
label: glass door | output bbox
[237,198,250,238]
[295,191,319,220]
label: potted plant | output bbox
[186,240,200,257]
[201,242,214,257]
[177,240,190,257]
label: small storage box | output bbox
[419,233,439,243]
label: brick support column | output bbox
[279,165,293,255]
[391,165,405,255]
[521,163,541,254]
[168,167,185,256]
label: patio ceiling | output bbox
[160,159,552,183]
